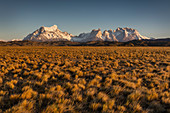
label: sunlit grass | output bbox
[0,46,169,112]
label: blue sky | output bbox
[0,0,170,40]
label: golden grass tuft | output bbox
[0,77,3,84]
[21,86,38,99]
[5,81,15,89]
[10,94,20,100]
[90,102,102,111]
[97,92,109,102]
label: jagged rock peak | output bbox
[103,30,109,34]
[108,29,113,32]
[90,28,103,38]
[41,25,58,32]
[91,28,101,32]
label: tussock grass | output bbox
[0,46,169,112]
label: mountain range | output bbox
[23,25,150,42]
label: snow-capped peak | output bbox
[43,25,58,32]
[23,25,72,41]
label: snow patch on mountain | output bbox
[43,25,58,32]
[11,39,23,41]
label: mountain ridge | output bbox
[23,25,150,42]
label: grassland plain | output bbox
[0,46,169,113]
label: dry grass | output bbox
[0,46,169,113]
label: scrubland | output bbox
[0,47,169,113]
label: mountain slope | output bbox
[23,25,72,41]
